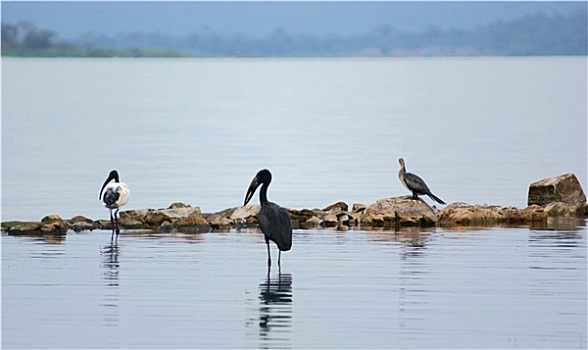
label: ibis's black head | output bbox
[99,170,120,200]
[108,170,120,182]
[244,169,272,206]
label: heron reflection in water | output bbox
[258,273,293,348]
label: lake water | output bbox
[2,57,586,221]
[2,225,587,349]
[2,57,587,348]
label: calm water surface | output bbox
[2,57,586,221]
[2,57,587,349]
[2,225,587,349]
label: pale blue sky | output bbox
[2,1,586,39]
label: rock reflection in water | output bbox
[100,242,120,330]
[258,273,293,349]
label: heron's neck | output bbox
[259,183,269,205]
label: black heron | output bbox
[398,158,446,205]
[244,169,292,268]
[99,170,130,241]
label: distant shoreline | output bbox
[3,9,586,58]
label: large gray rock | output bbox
[360,197,437,227]
[528,173,586,207]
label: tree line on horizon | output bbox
[2,10,586,57]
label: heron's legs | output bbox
[265,237,272,267]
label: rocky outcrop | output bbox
[360,197,437,228]
[2,173,586,235]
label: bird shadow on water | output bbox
[256,272,293,349]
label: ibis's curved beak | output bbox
[99,171,118,200]
[244,175,260,206]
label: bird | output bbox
[244,169,292,269]
[398,158,446,205]
[99,170,130,241]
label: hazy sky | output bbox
[2,1,586,39]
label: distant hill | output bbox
[2,9,586,57]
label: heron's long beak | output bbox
[244,176,260,206]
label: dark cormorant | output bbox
[398,158,446,205]
[244,169,292,268]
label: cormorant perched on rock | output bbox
[398,158,445,205]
